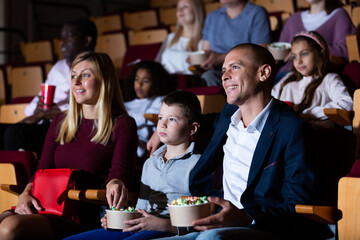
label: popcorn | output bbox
[169,196,209,206]
[111,206,136,212]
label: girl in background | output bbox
[156,0,205,74]
[124,61,174,158]
[272,31,353,128]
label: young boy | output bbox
[64,90,202,240]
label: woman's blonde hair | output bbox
[169,0,205,51]
[56,51,127,145]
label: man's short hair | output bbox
[162,90,201,124]
[64,17,97,50]
[229,43,276,84]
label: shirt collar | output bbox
[152,141,195,161]
[230,98,274,133]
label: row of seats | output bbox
[0,88,359,238]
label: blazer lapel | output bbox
[247,101,281,186]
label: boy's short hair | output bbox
[162,90,201,124]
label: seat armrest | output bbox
[144,114,158,124]
[68,189,107,205]
[324,108,353,126]
[68,189,139,207]
[295,204,342,224]
[0,184,25,195]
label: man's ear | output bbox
[189,122,200,136]
[258,64,271,82]
[84,36,93,49]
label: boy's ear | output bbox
[189,122,200,136]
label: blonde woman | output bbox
[0,52,138,240]
[156,0,205,74]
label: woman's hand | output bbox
[123,209,176,233]
[199,51,225,70]
[15,183,44,215]
[106,178,128,210]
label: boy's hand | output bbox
[123,209,176,233]
[192,197,252,231]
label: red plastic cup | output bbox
[41,84,56,109]
[283,101,294,108]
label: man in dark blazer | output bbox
[153,43,330,239]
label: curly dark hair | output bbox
[123,60,175,101]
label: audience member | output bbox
[0,52,138,240]
[272,31,353,129]
[149,43,331,239]
[2,17,97,158]
[64,90,202,240]
[199,0,271,86]
[279,0,356,62]
[123,60,174,158]
[156,0,205,75]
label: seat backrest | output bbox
[204,2,223,15]
[123,10,159,31]
[11,65,44,99]
[296,0,309,10]
[337,177,360,240]
[119,42,162,79]
[250,0,294,13]
[197,94,226,114]
[0,151,38,213]
[0,150,38,180]
[0,163,20,212]
[352,6,360,31]
[0,68,6,105]
[185,86,226,114]
[159,7,177,26]
[127,28,168,46]
[52,37,63,60]
[341,62,360,95]
[21,40,54,63]
[95,32,127,75]
[314,128,357,206]
[149,0,177,8]
[93,14,122,35]
[346,34,360,63]
[0,103,29,123]
[353,89,360,159]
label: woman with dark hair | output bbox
[124,60,174,158]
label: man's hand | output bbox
[193,197,252,231]
[21,97,61,124]
[146,130,161,156]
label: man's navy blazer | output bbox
[189,99,330,238]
